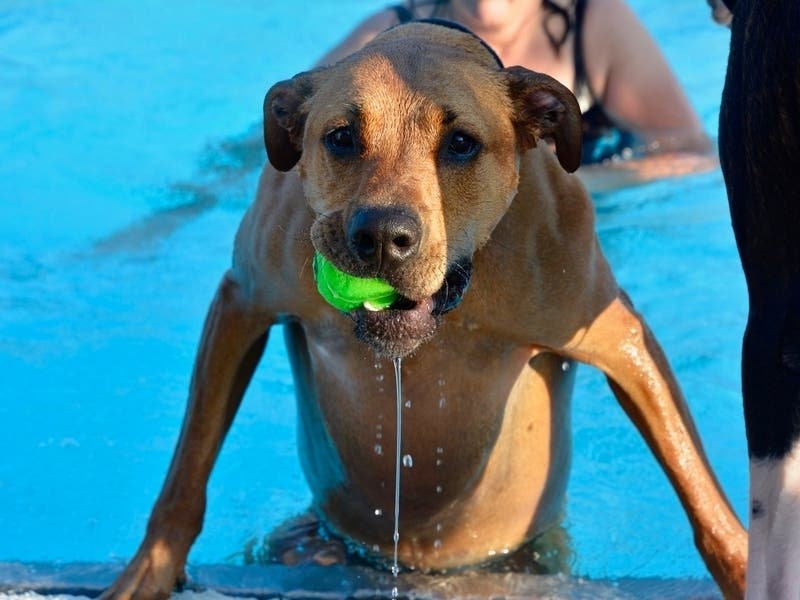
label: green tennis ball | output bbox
[313,252,399,312]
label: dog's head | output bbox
[263,21,581,357]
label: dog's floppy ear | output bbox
[263,71,317,172]
[505,66,583,173]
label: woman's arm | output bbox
[583,0,710,152]
[576,149,718,193]
[576,0,717,191]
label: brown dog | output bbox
[102,21,746,599]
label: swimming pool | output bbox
[0,1,745,597]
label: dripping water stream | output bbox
[391,355,402,598]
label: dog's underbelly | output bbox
[284,319,574,570]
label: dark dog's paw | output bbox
[265,511,348,567]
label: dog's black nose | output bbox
[348,206,421,268]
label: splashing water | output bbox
[437,376,446,410]
[375,358,385,393]
[391,356,403,598]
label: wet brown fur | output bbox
[102,23,746,599]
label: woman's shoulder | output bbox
[580,0,669,101]
[582,0,654,58]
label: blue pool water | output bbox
[0,0,744,596]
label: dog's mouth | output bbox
[351,259,472,358]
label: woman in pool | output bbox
[317,0,715,192]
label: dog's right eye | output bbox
[325,126,357,156]
[446,131,481,162]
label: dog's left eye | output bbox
[446,131,481,161]
[325,126,357,156]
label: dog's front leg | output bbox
[102,272,272,600]
[563,291,747,600]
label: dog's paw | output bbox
[265,510,348,567]
[101,538,187,600]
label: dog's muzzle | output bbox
[352,259,472,358]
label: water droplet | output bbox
[372,544,380,552]
[435,485,443,493]
[487,549,497,557]
[404,400,411,408]
[435,523,443,532]
[561,361,571,371]
[376,373,385,382]
[436,458,443,466]
[436,447,444,454]
[374,362,382,370]
[376,432,382,440]
[402,454,413,468]
[391,585,399,598]
[374,444,383,455]
[393,531,400,543]
[433,539,443,549]
[501,547,511,555]
[437,377,445,387]
[374,508,383,517]
[438,397,446,409]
